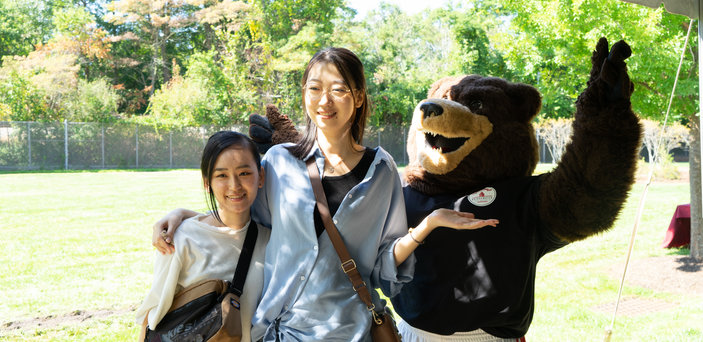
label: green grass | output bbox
[0,167,700,341]
[528,179,699,341]
[0,170,208,341]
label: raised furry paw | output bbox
[265,104,301,146]
[579,37,634,107]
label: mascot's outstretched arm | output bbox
[539,38,642,242]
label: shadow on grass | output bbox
[674,256,702,272]
[664,247,703,272]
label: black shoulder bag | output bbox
[141,221,259,342]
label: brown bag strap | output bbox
[305,156,376,311]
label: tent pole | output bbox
[696,0,703,260]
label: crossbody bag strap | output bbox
[227,221,259,297]
[305,157,376,310]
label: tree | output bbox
[0,0,58,61]
[66,78,120,122]
[193,0,351,122]
[498,0,699,258]
[443,1,512,78]
[640,119,690,164]
[52,6,112,80]
[535,118,573,163]
[642,119,663,164]
[497,0,697,120]
[0,46,79,121]
[256,0,341,44]
[0,2,118,123]
[258,0,352,119]
[104,0,206,102]
[663,121,689,154]
[324,2,513,126]
[339,4,454,125]
[193,0,251,52]
[145,59,223,127]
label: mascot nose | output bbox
[421,102,444,120]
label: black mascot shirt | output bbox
[394,175,567,337]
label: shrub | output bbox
[66,78,120,123]
[147,75,224,128]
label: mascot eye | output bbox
[469,100,483,111]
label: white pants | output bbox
[397,319,524,342]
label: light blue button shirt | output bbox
[250,143,414,341]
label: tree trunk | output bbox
[203,23,214,52]
[161,26,171,84]
[689,120,702,260]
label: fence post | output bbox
[101,125,105,169]
[135,124,139,168]
[27,122,31,167]
[403,127,407,165]
[169,131,173,168]
[539,138,547,163]
[64,119,68,170]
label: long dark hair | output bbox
[287,47,370,159]
[201,131,261,224]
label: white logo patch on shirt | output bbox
[468,187,497,207]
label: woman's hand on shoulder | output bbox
[151,208,199,254]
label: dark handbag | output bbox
[371,306,401,342]
[142,222,259,342]
[306,157,402,342]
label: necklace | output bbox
[326,158,345,174]
[320,143,364,175]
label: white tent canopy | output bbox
[621,0,698,18]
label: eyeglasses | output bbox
[304,84,354,102]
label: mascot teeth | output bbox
[423,131,469,154]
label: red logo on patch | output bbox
[468,187,496,207]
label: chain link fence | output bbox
[0,121,411,171]
[0,120,576,171]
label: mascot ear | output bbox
[507,83,542,123]
[427,76,465,99]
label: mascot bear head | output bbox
[404,76,543,196]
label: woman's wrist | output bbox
[394,215,434,265]
[408,216,435,244]
[408,227,424,244]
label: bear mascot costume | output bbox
[249,37,642,339]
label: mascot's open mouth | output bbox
[424,132,469,154]
[411,98,493,175]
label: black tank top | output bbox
[313,148,377,237]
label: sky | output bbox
[346,0,449,19]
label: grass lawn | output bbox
[0,166,700,341]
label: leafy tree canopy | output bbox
[0,0,696,127]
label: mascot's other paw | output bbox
[265,104,301,146]
[249,114,274,154]
[579,38,634,107]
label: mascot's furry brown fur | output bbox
[249,38,642,338]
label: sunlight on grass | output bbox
[0,170,207,341]
[0,165,700,341]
